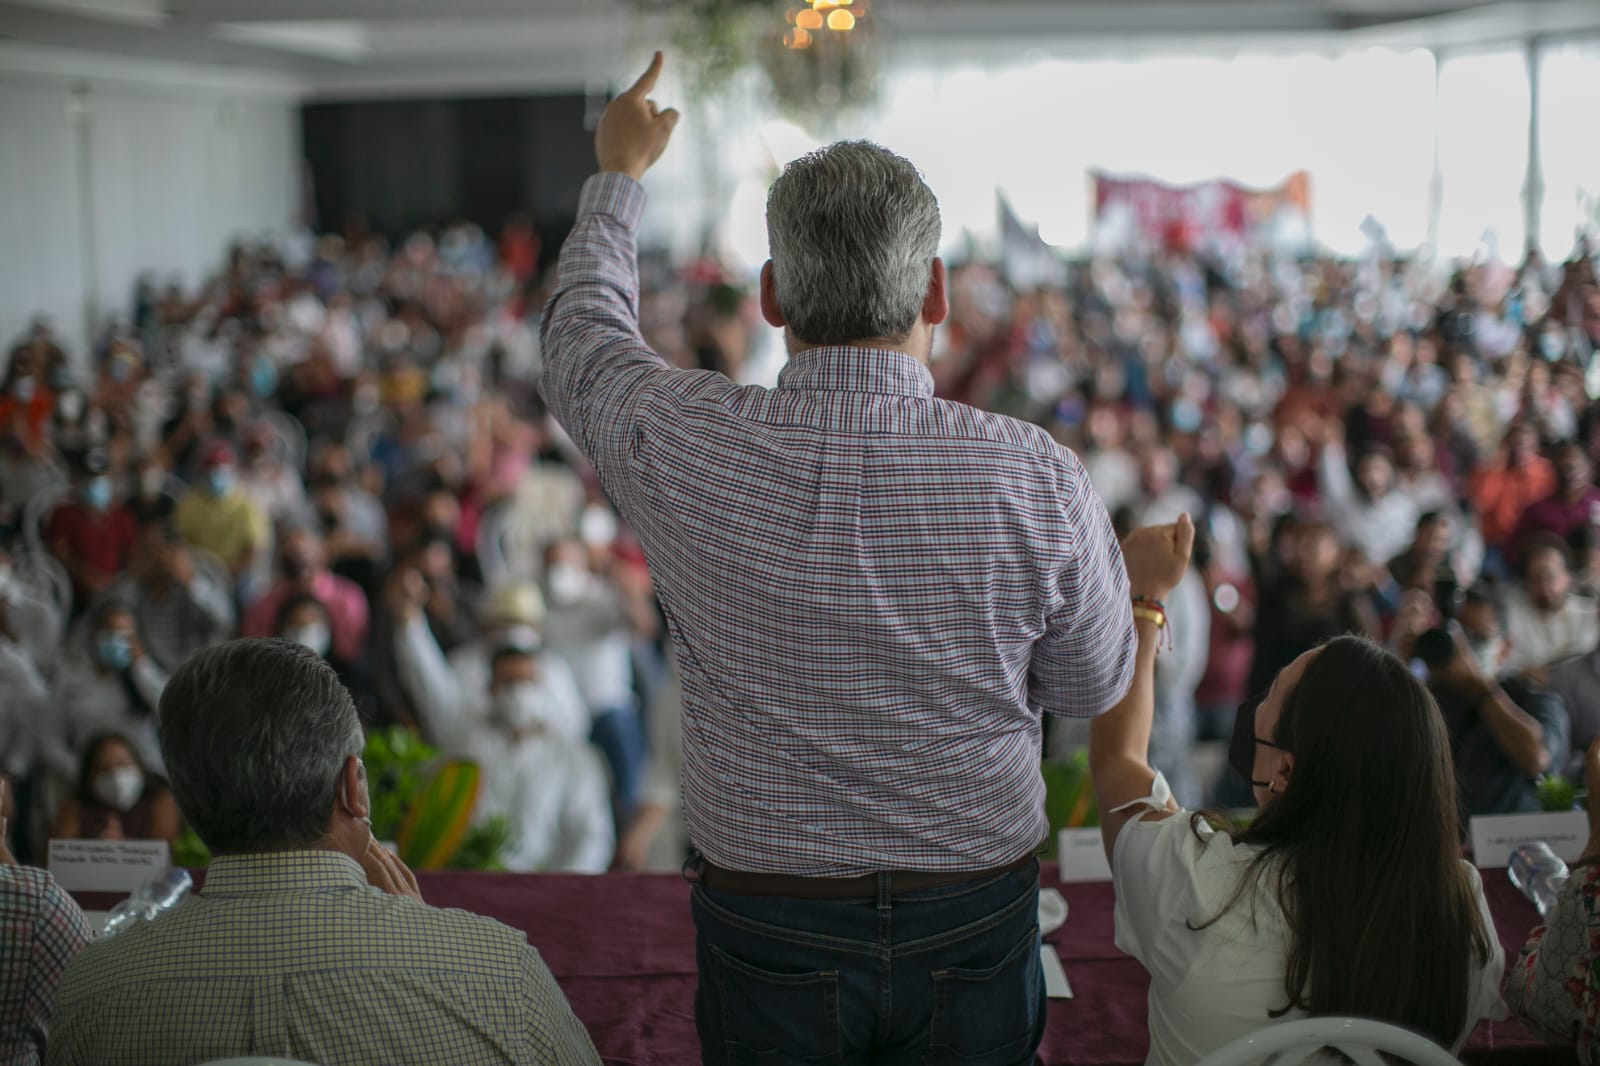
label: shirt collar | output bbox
[201,849,368,897]
[776,346,935,399]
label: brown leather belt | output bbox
[696,853,1037,900]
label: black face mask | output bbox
[1229,695,1290,791]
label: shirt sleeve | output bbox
[538,172,678,508]
[392,614,474,756]
[26,870,93,1059]
[1504,862,1600,1051]
[1111,806,1210,983]
[1030,459,1135,718]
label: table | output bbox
[397,864,1572,1066]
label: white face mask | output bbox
[546,564,591,607]
[92,766,144,812]
[491,680,547,732]
[284,622,331,658]
[140,468,166,498]
[579,506,618,549]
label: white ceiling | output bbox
[2,0,1598,99]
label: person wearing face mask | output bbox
[98,522,235,674]
[540,538,648,821]
[45,604,168,810]
[390,574,589,745]
[241,528,369,663]
[129,459,178,523]
[51,734,179,848]
[45,451,137,605]
[173,441,269,579]
[0,347,58,454]
[1090,516,1505,1065]
[46,638,601,1065]
[467,638,615,873]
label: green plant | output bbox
[449,814,514,872]
[1538,773,1581,812]
[173,826,212,869]
[670,0,879,129]
[169,727,507,871]
[1041,749,1099,859]
[364,726,439,844]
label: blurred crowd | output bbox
[3,216,1599,871]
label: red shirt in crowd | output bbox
[46,502,138,597]
[1470,457,1557,550]
[1512,485,1600,562]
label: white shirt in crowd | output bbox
[1113,798,1505,1066]
[1318,443,1419,566]
[1502,589,1600,674]
[392,616,610,873]
[470,726,615,874]
[1084,447,1140,516]
[541,576,635,717]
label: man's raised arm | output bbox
[539,52,681,485]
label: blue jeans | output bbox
[690,860,1044,1065]
[590,706,647,821]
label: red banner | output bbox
[1092,171,1310,251]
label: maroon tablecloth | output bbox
[393,864,1571,1066]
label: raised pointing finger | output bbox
[627,50,665,97]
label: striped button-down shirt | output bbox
[45,850,599,1066]
[542,172,1135,877]
[1,866,91,1066]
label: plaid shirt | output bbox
[0,866,91,1066]
[542,173,1135,876]
[45,850,599,1066]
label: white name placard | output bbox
[1057,828,1113,883]
[48,839,169,894]
[1469,811,1589,869]
[1041,945,1074,999]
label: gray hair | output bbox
[766,141,941,346]
[159,638,364,854]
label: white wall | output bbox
[0,48,303,365]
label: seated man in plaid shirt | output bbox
[46,639,599,1066]
[0,784,91,1066]
[542,54,1136,1064]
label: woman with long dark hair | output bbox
[1092,516,1504,1064]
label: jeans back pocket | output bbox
[707,942,843,1064]
[926,923,1043,1064]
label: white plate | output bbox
[1038,887,1068,936]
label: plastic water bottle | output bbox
[1508,843,1569,919]
[99,868,194,939]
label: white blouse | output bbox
[1111,784,1507,1066]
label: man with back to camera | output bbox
[541,53,1136,1062]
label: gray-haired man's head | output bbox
[159,638,366,855]
[763,141,943,350]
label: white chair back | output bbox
[21,482,70,555]
[13,548,71,628]
[1194,1017,1464,1066]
